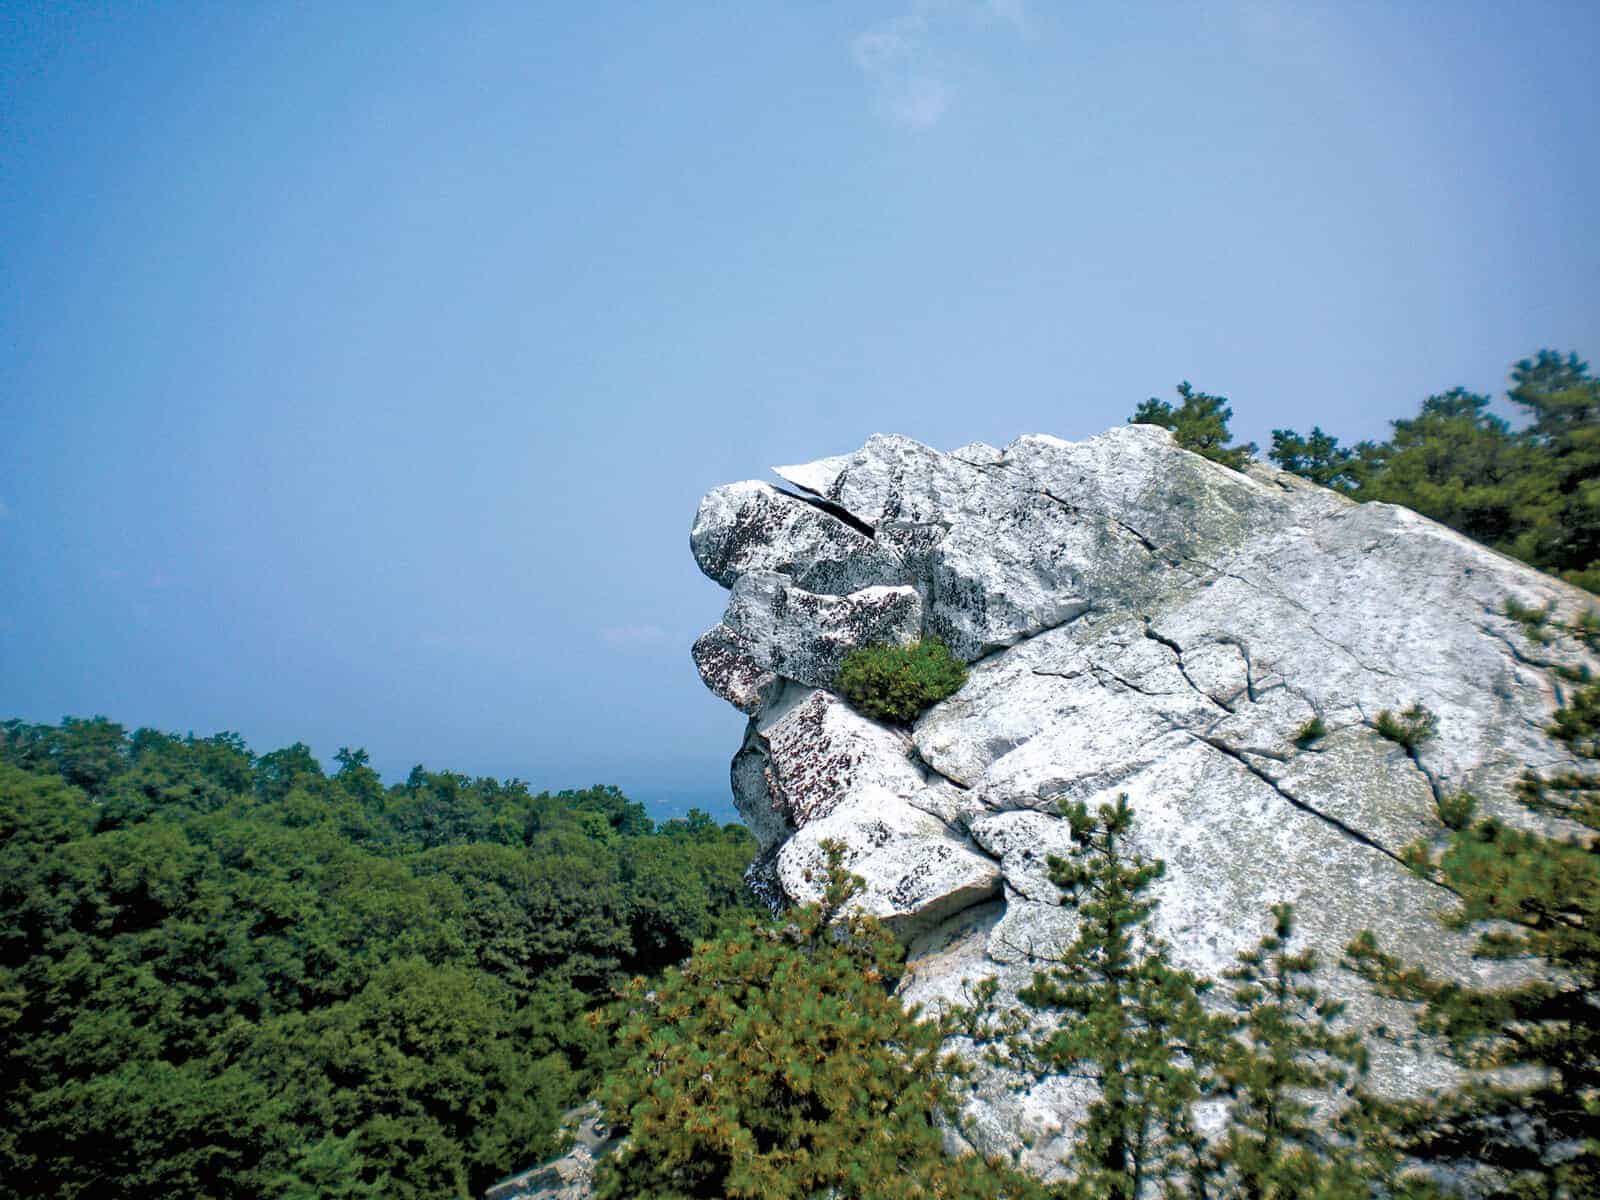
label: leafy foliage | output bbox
[1207,904,1375,1199]
[1131,381,1258,470]
[1266,427,1369,493]
[0,718,759,1199]
[1509,350,1600,589]
[594,842,1040,1200]
[836,638,968,725]
[958,799,1410,1199]
[1291,717,1327,749]
[1434,791,1476,832]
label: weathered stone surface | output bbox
[702,570,922,697]
[690,623,778,715]
[777,801,1002,939]
[690,480,907,594]
[732,685,1000,933]
[688,424,1597,1176]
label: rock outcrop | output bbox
[486,1106,618,1200]
[691,425,1596,1177]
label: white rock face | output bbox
[692,424,1598,1175]
[693,571,923,712]
[730,684,999,935]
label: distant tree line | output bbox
[0,718,759,1198]
[1130,349,1599,592]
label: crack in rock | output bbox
[1477,621,1567,674]
[1214,635,1259,703]
[1142,622,1234,712]
[1188,732,1453,891]
[1364,720,1447,807]
[772,485,878,540]
[963,603,1095,668]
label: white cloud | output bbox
[599,624,670,650]
[850,1,1026,129]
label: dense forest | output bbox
[2,348,1594,1199]
[0,720,759,1197]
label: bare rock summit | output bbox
[691,424,1596,1176]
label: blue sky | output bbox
[3,1,1596,817]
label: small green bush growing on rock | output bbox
[1435,791,1476,831]
[1504,596,1600,657]
[1292,717,1327,748]
[1504,597,1558,644]
[1374,703,1437,751]
[836,638,968,724]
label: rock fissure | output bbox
[1365,720,1448,808]
[1200,562,1406,682]
[1188,732,1449,885]
[947,451,1178,567]
[772,485,878,540]
[1215,635,1260,703]
[1037,487,1168,561]
[1476,621,1568,674]
[1094,663,1179,699]
[964,603,1095,668]
[1032,660,1179,701]
[1142,622,1234,712]
[909,745,973,792]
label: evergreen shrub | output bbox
[1435,791,1476,831]
[835,638,968,724]
[1374,703,1437,751]
[1292,717,1327,748]
[593,843,1039,1200]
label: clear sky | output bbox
[3,1,1597,817]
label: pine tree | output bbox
[973,796,1223,1199]
[1346,612,1600,1198]
[1266,349,1596,593]
[592,841,1041,1200]
[1265,428,1373,494]
[1208,904,1375,1200]
[1131,382,1258,471]
[1509,351,1600,589]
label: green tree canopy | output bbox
[1209,904,1375,1199]
[595,842,1040,1200]
[1131,381,1258,470]
[1346,608,1600,1198]
[966,796,1224,1199]
[0,718,759,1198]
